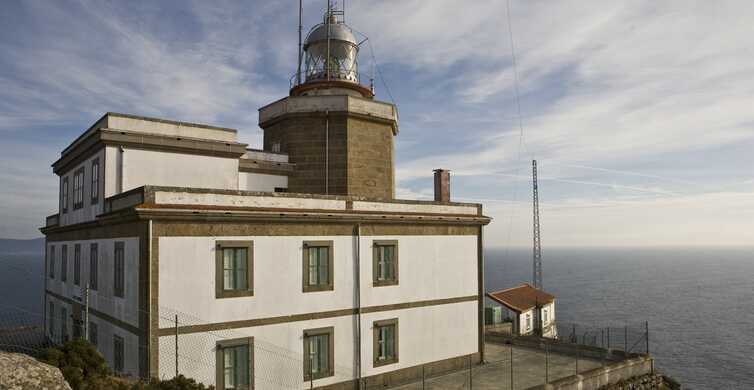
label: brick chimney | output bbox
[433,169,450,202]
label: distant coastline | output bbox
[0,238,44,254]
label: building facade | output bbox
[41,7,490,390]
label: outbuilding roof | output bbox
[486,283,555,313]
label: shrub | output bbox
[43,338,113,390]
[132,375,214,390]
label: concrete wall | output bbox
[108,147,239,194]
[531,356,655,390]
[157,234,479,387]
[46,295,140,378]
[46,238,141,328]
[45,237,141,378]
[107,114,237,143]
[238,172,288,192]
[58,148,106,227]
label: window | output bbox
[303,327,334,381]
[373,240,398,286]
[74,244,81,286]
[61,307,68,342]
[215,241,254,299]
[48,302,55,339]
[271,141,281,153]
[89,321,98,347]
[216,338,253,390]
[49,246,55,279]
[114,242,125,298]
[61,177,69,213]
[373,319,399,367]
[91,159,99,204]
[525,313,532,332]
[113,335,124,373]
[61,245,68,282]
[73,167,85,209]
[543,308,548,324]
[302,241,333,292]
[89,243,98,290]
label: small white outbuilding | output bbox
[486,283,558,339]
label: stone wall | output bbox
[261,112,395,199]
[528,356,655,390]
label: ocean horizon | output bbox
[1,245,752,388]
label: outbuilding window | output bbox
[302,241,333,292]
[61,245,68,282]
[90,159,99,204]
[114,242,125,298]
[303,327,334,381]
[373,240,398,287]
[61,177,69,213]
[216,338,253,390]
[74,244,81,286]
[73,167,85,209]
[49,246,55,279]
[215,241,254,299]
[373,319,399,367]
[113,335,124,373]
[89,243,98,290]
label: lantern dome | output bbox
[302,12,360,84]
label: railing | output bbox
[289,69,365,90]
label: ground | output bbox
[390,343,604,390]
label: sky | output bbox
[1,0,753,247]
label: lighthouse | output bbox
[259,4,399,199]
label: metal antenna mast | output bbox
[532,160,543,289]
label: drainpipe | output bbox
[355,223,362,388]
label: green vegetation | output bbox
[42,339,213,390]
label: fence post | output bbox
[624,325,628,353]
[545,344,549,384]
[174,314,178,378]
[422,364,425,390]
[601,328,604,348]
[575,342,579,375]
[645,321,650,355]
[510,344,514,390]
[468,354,473,390]
[607,327,610,349]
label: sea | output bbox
[1,247,752,389]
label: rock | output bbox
[0,351,72,390]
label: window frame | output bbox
[74,244,81,286]
[61,307,68,342]
[90,158,99,204]
[372,240,399,287]
[215,337,254,390]
[215,241,254,299]
[373,318,399,367]
[49,245,55,279]
[89,243,98,290]
[302,241,334,293]
[89,321,98,347]
[48,302,55,339]
[73,167,85,210]
[113,334,124,373]
[114,242,125,298]
[61,176,69,214]
[303,326,334,381]
[61,245,68,282]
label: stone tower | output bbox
[258,6,398,199]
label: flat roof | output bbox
[487,284,555,313]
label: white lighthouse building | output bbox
[41,5,490,389]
